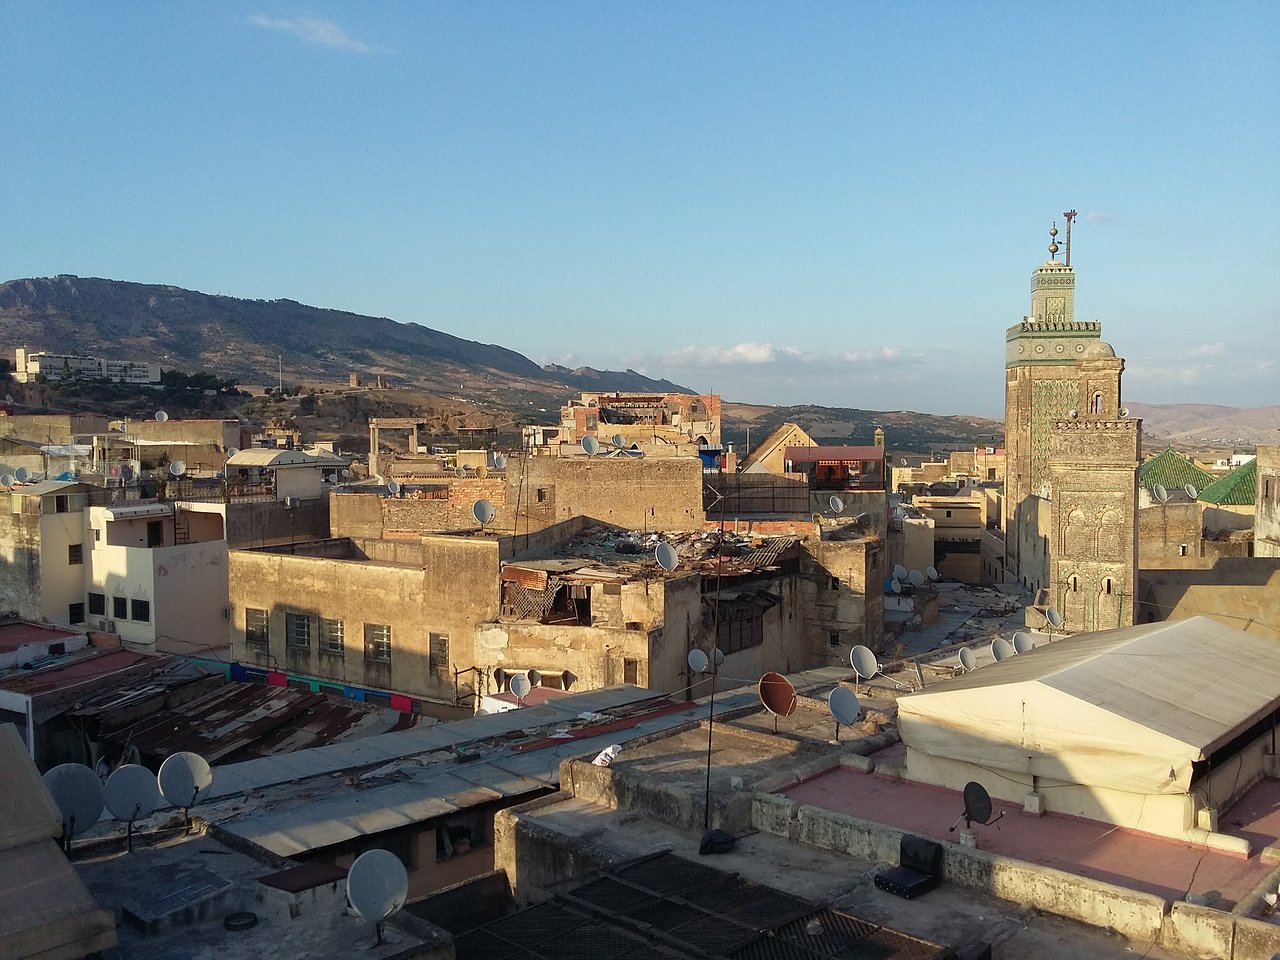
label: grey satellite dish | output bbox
[527,669,541,687]
[890,579,901,594]
[926,566,939,581]
[347,848,409,945]
[687,648,710,674]
[226,447,240,458]
[341,468,351,478]
[158,751,213,811]
[494,454,507,469]
[0,474,12,487]
[472,499,496,525]
[1185,483,1199,499]
[1046,607,1064,629]
[509,673,532,700]
[454,466,466,478]
[655,542,678,571]
[950,780,1005,832]
[829,495,845,513]
[14,467,31,482]
[850,644,879,681]
[991,637,1015,662]
[387,479,401,495]
[893,563,908,582]
[1152,483,1169,503]
[1012,632,1034,654]
[958,647,976,672]
[611,433,625,448]
[713,646,725,667]
[1119,407,1130,418]
[105,763,161,851]
[828,686,862,741]
[582,435,600,457]
[43,764,103,844]
[899,457,908,467]
[169,460,186,477]
[908,569,925,587]
[1068,409,1079,419]
[155,410,168,422]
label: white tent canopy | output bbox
[898,617,1280,796]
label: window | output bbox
[623,658,638,685]
[88,593,106,616]
[1179,544,1189,557]
[536,487,549,503]
[246,607,269,647]
[146,520,163,547]
[131,599,150,623]
[1103,578,1113,595]
[113,596,128,620]
[69,602,85,624]
[429,632,449,676]
[717,608,764,654]
[320,618,344,655]
[54,494,70,513]
[1092,392,1103,415]
[945,510,952,518]
[828,631,841,648]
[286,612,311,649]
[68,543,83,565]
[364,623,392,662]
[93,528,101,542]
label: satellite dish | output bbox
[893,564,908,582]
[829,495,845,513]
[347,848,409,927]
[926,566,939,581]
[1012,632,1034,654]
[0,474,12,487]
[828,686,862,726]
[958,647,976,672]
[990,637,1015,662]
[387,479,401,495]
[42,764,103,840]
[758,673,798,727]
[527,669,541,687]
[1119,407,1130,418]
[1152,483,1169,503]
[341,468,351,478]
[582,435,600,457]
[899,458,908,467]
[475,465,489,479]
[509,673,532,699]
[169,460,186,477]
[890,579,902,594]
[687,648,710,674]
[14,467,31,482]
[472,499,496,525]
[655,542,678,571]
[158,752,214,814]
[713,646,725,667]
[4,394,12,404]
[1046,607,1064,629]
[611,433,625,448]
[454,466,466,478]
[949,780,1004,833]
[154,410,168,422]
[850,645,879,680]
[1068,409,1079,419]
[226,447,240,458]
[104,764,160,826]
[908,569,925,587]
[492,668,507,690]
[494,454,507,469]
[1185,483,1199,499]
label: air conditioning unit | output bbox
[103,620,117,634]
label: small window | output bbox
[286,612,311,649]
[1103,578,1113,595]
[68,543,84,565]
[828,631,841,648]
[536,487,549,503]
[1179,544,1188,557]
[88,593,106,616]
[146,520,163,547]
[93,528,101,542]
[131,599,150,623]
[54,494,70,513]
[320,618,344,655]
[246,607,269,646]
[364,623,392,662]
[830,576,840,590]
[113,596,128,619]
[623,658,638,684]
[429,632,449,676]
[69,602,86,624]
[945,510,952,518]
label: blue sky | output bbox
[3,3,1276,416]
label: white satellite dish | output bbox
[347,848,409,942]
[1119,406,1130,418]
[0,474,12,487]
[828,686,862,742]
[14,467,31,482]
[908,569,925,587]
[829,495,845,513]
[893,564,908,582]
[1185,483,1199,499]
[582,435,600,457]
[472,499,496,525]
[926,566,939,581]
[509,673,532,699]
[226,447,240,458]
[890,579,902,594]
[611,433,625,448]
[991,637,1015,662]
[154,410,169,422]
[4,394,12,404]
[341,468,352,478]
[850,645,879,681]
[454,466,466,478]
[158,751,214,817]
[1046,607,1064,629]
[494,454,507,469]
[687,648,710,674]
[169,460,186,477]
[958,647,976,672]
[105,764,160,822]
[899,457,908,467]
[43,764,104,841]
[387,479,401,495]
[1012,632,1034,654]
[655,542,678,571]
[1152,483,1169,503]
[1068,409,1079,419]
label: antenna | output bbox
[1152,483,1169,503]
[581,435,600,457]
[472,499,496,525]
[1185,483,1199,499]
[346,848,409,946]
[104,764,161,852]
[169,460,186,477]
[508,672,531,704]
[990,637,1015,662]
[687,648,710,674]
[1012,631,1034,654]
[655,542,678,571]
[758,672,798,733]
[958,647,976,672]
[926,566,939,582]
[42,763,104,851]
[154,410,168,422]
[828,495,845,514]
[827,686,862,743]
[158,751,213,832]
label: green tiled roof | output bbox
[1199,458,1257,506]
[1138,447,1215,494]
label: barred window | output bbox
[321,618,344,655]
[286,612,311,649]
[246,608,269,647]
[429,632,449,676]
[364,623,392,662]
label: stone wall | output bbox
[1137,558,1280,640]
[225,498,329,547]
[1256,446,1280,558]
[1139,502,1203,563]
[0,503,43,620]
[523,456,704,531]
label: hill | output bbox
[1126,402,1280,447]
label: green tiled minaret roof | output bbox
[1199,458,1257,506]
[1138,447,1215,494]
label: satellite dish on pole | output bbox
[508,673,531,701]
[0,474,13,487]
[829,495,845,514]
[158,752,213,830]
[475,464,489,479]
[226,447,240,458]
[1152,483,1169,504]
[347,849,409,946]
[1012,632,1034,654]
[581,435,600,457]
[454,466,466,478]
[155,410,169,422]
[527,669,541,687]
[950,781,1005,833]
[169,460,186,477]
[494,454,507,469]
[851,645,879,682]
[655,542,678,571]
[758,672,797,732]
[472,499,496,525]
[611,433,625,449]
[1185,483,1199,499]
[104,764,161,852]
[687,648,710,674]
[990,637,1015,662]
[14,467,31,483]
[43,764,103,848]
[893,564,908,582]
[827,686,862,742]
[958,647,976,672]
[1046,607,1064,629]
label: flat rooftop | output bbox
[0,620,81,652]
[0,648,153,694]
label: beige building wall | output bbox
[521,456,704,531]
[914,496,983,583]
[1257,447,1280,558]
[739,422,815,475]
[1138,502,1203,563]
[805,535,885,658]
[38,511,85,626]
[1138,559,1280,641]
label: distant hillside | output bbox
[722,402,1004,454]
[542,363,693,395]
[1127,402,1280,447]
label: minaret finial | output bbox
[1048,222,1059,260]
[1062,209,1077,266]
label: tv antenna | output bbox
[104,763,161,852]
[827,686,862,743]
[990,637,1015,662]
[471,498,496,526]
[346,848,409,946]
[758,672,797,733]
[158,751,214,832]
[42,763,104,852]
[581,435,600,457]
[655,542,678,572]
[950,780,1005,833]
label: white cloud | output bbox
[1189,341,1226,357]
[1086,211,1113,223]
[249,14,379,53]
[636,341,925,373]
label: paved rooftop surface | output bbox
[785,768,1275,908]
[0,619,81,651]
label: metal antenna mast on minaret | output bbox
[1063,209,1077,266]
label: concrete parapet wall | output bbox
[1164,902,1280,960]
[563,758,754,834]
